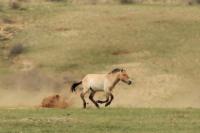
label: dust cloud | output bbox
[66,62,200,108]
[0,69,73,108]
[0,64,199,108]
[109,63,200,108]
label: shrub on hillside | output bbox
[187,0,200,5]
[18,0,30,2]
[46,0,67,2]
[9,44,24,58]
[193,0,200,3]
[9,0,21,9]
[120,0,134,4]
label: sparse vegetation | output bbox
[4,2,199,79]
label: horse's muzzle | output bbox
[128,80,132,85]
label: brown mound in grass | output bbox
[112,50,130,55]
[41,94,70,109]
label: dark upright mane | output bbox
[109,68,123,74]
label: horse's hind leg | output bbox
[105,93,114,107]
[89,90,99,108]
[80,92,87,109]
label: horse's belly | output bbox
[92,87,104,91]
[90,84,104,91]
[89,81,104,91]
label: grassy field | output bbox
[0,1,200,77]
[0,108,199,133]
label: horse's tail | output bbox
[71,81,82,92]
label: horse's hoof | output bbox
[105,102,111,107]
[97,100,103,104]
[95,103,100,108]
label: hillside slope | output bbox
[0,1,200,107]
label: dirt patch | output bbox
[112,50,131,55]
[1,18,17,24]
[41,94,70,109]
[55,27,70,32]
[0,18,23,41]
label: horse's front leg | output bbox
[105,93,114,107]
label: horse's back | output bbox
[82,74,106,91]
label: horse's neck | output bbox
[113,78,120,87]
[107,73,120,87]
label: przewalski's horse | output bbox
[71,68,132,108]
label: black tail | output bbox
[71,81,82,92]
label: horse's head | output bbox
[118,69,132,85]
[109,68,132,85]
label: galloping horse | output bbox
[71,68,132,108]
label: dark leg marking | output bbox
[80,92,86,109]
[89,90,99,108]
[105,93,114,107]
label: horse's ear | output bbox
[55,94,60,99]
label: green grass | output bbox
[0,108,199,133]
